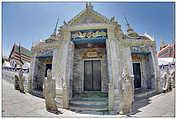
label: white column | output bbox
[106,40,114,110]
[150,47,161,92]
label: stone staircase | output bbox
[69,92,108,111]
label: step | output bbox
[71,97,108,101]
[73,92,108,98]
[69,104,108,111]
[70,98,108,105]
[69,97,108,111]
[70,100,107,105]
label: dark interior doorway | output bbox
[133,63,141,88]
[84,60,101,91]
[45,64,52,77]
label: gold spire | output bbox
[51,17,59,37]
[46,17,59,42]
[124,16,134,32]
[86,2,89,8]
[124,16,139,37]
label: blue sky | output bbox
[2,2,175,57]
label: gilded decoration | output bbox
[80,48,104,58]
[39,58,53,64]
[130,46,150,53]
[71,29,107,39]
[131,54,142,61]
[45,39,56,43]
[71,29,107,44]
[38,49,53,56]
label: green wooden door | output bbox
[84,60,101,91]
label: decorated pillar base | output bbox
[108,81,114,110]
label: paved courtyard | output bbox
[2,79,175,117]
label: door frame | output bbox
[132,61,143,89]
[82,58,102,92]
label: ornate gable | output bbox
[68,3,110,25]
[74,11,105,25]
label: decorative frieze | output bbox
[120,39,156,48]
[80,48,104,58]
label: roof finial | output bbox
[152,32,155,41]
[124,16,129,26]
[160,37,168,50]
[124,16,133,32]
[86,2,93,9]
[160,37,166,46]
[86,2,89,8]
[51,17,59,37]
[46,17,59,42]
[124,16,139,37]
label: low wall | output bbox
[2,70,29,91]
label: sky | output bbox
[2,2,175,57]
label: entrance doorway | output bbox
[84,60,101,91]
[133,63,141,88]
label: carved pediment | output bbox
[69,9,109,25]
[74,13,105,25]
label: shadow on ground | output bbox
[68,90,165,116]
[127,91,171,116]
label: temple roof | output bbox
[9,44,32,58]
[9,44,32,65]
[41,3,153,45]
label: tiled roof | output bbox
[15,45,32,57]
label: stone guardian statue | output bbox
[162,68,172,93]
[14,69,25,93]
[170,69,175,88]
[19,69,25,93]
[14,75,20,90]
[43,69,58,112]
[118,69,134,114]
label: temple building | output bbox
[28,3,160,113]
[9,44,32,67]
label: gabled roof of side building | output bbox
[9,43,32,59]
